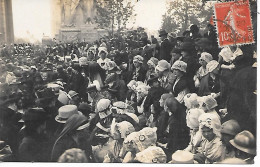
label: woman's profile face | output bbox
[159,97,164,107]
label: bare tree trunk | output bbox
[183,2,189,32]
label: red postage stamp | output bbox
[214,0,254,47]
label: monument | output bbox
[51,0,107,43]
[0,0,14,44]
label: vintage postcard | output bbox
[0,0,257,165]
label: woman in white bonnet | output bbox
[184,108,205,154]
[125,80,137,106]
[132,55,147,82]
[194,52,213,88]
[198,60,221,97]
[199,95,220,120]
[135,82,150,115]
[97,47,111,70]
[194,113,224,164]
[122,127,157,163]
[135,146,167,163]
[145,57,159,82]
[100,119,135,163]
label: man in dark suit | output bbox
[159,30,173,62]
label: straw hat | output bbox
[55,105,82,123]
[171,150,194,164]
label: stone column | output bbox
[0,0,14,44]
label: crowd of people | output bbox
[0,23,257,163]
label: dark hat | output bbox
[171,48,182,54]
[36,87,57,102]
[159,30,168,37]
[86,85,98,92]
[190,24,199,32]
[78,103,93,116]
[180,42,195,51]
[22,107,48,122]
[147,75,159,85]
[195,38,212,48]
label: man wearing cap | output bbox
[159,30,172,62]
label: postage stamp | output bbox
[214,0,254,47]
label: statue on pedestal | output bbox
[60,0,96,27]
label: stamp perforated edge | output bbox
[213,0,255,48]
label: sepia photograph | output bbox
[0,0,258,164]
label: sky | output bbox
[12,0,52,42]
[12,0,167,42]
[132,0,167,30]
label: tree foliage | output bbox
[94,0,136,33]
[161,0,214,35]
